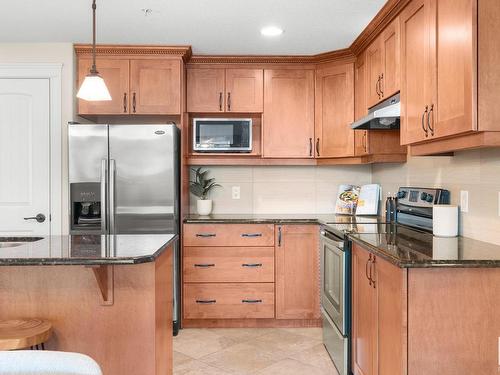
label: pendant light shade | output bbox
[76,0,111,101]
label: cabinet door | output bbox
[352,244,376,375]
[275,225,320,319]
[381,17,401,99]
[225,69,263,113]
[354,53,369,156]
[431,0,476,139]
[187,68,225,112]
[315,63,355,158]
[78,59,129,115]
[263,69,315,158]
[400,0,434,145]
[373,255,406,375]
[129,59,181,114]
[366,39,383,108]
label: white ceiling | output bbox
[0,0,386,55]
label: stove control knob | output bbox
[420,192,428,201]
[426,194,434,203]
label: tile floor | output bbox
[173,327,339,374]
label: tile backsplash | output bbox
[372,149,500,245]
[189,165,372,215]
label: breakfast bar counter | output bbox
[0,234,178,375]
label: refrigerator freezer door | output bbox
[109,124,179,234]
[68,124,109,234]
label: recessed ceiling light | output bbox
[260,26,284,37]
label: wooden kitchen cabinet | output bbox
[187,68,263,113]
[366,17,400,109]
[78,59,130,115]
[315,63,355,158]
[129,59,181,114]
[275,225,320,319]
[263,69,315,158]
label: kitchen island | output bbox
[0,234,177,375]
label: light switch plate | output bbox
[460,190,469,213]
[232,186,241,200]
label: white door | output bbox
[0,78,50,235]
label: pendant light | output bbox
[76,0,111,101]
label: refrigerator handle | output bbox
[100,159,107,233]
[109,159,116,234]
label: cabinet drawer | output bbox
[184,247,274,283]
[183,283,275,319]
[183,224,275,247]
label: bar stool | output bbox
[0,351,103,375]
[0,319,52,350]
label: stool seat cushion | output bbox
[0,351,102,375]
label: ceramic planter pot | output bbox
[197,199,213,216]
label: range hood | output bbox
[351,93,400,130]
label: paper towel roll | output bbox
[433,205,459,237]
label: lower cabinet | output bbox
[275,225,320,320]
[352,243,406,375]
[182,223,320,325]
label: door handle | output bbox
[309,138,313,157]
[100,159,107,233]
[370,255,376,289]
[194,263,215,268]
[242,263,263,268]
[376,75,381,98]
[277,226,282,247]
[196,300,216,304]
[23,214,46,223]
[365,254,372,286]
[242,299,262,304]
[196,233,216,238]
[379,73,384,97]
[362,131,367,152]
[241,233,262,238]
[427,104,434,136]
[123,93,127,113]
[227,92,231,111]
[316,138,320,157]
[109,159,116,234]
[132,92,137,113]
[421,105,429,137]
[219,92,223,111]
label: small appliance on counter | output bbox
[193,118,252,152]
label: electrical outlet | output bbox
[460,190,469,213]
[232,186,241,200]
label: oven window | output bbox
[194,119,251,151]
[324,243,342,311]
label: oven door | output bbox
[193,118,252,152]
[320,230,347,335]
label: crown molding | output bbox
[349,0,411,55]
[74,44,192,62]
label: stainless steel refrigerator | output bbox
[68,123,181,334]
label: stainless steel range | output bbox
[320,187,450,374]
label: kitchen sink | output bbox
[0,237,43,248]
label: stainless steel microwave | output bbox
[193,118,252,152]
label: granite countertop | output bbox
[0,234,178,266]
[349,225,500,268]
[184,214,383,225]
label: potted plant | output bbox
[189,167,221,216]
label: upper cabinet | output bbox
[366,17,401,108]
[187,68,263,113]
[401,0,500,154]
[75,45,189,117]
[263,69,315,158]
[315,63,355,158]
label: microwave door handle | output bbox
[100,159,107,233]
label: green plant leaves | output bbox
[189,167,221,200]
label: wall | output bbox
[0,43,75,234]
[189,165,372,215]
[372,149,500,245]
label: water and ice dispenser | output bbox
[70,182,102,234]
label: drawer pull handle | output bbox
[242,263,263,268]
[242,299,262,304]
[196,299,216,304]
[194,263,215,268]
[241,233,262,238]
[196,233,216,238]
